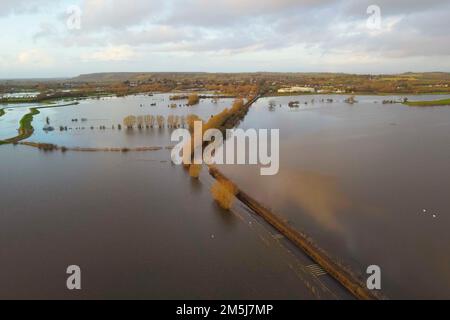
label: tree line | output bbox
[122,114,203,129]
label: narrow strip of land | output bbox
[0,102,79,145]
[404,98,450,107]
[0,108,40,145]
[17,141,172,152]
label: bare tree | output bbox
[123,115,137,129]
[144,115,154,128]
[156,115,165,128]
[136,115,144,129]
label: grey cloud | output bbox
[26,0,450,66]
[79,0,167,30]
[166,0,336,27]
[0,0,57,16]
[342,0,448,17]
[111,26,198,46]
[33,22,58,41]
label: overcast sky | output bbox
[1,0,449,78]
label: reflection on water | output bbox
[274,170,351,232]
[27,94,234,148]
[219,94,450,299]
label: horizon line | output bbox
[1,70,450,81]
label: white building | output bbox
[278,86,315,93]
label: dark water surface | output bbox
[2,94,449,299]
[0,145,334,299]
[218,94,450,299]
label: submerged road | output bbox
[197,91,360,299]
[200,170,355,300]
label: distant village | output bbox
[277,86,346,94]
[1,72,450,100]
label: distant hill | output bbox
[69,71,450,84]
[2,71,449,86]
[0,78,68,85]
[70,72,211,83]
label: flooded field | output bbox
[0,144,353,299]
[2,92,449,299]
[217,94,450,299]
[28,94,234,148]
[0,94,354,299]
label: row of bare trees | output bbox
[123,114,200,129]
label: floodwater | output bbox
[217,94,450,299]
[28,94,234,148]
[0,94,354,299]
[0,107,30,140]
[2,93,449,299]
[0,145,335,299]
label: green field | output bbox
[0,108,40,145]
[404,98,450,107]
[0,101,80,145]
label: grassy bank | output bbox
[16,108,40,141]
[0,108,40,145]
[0,108,5,117]
[19,108,40,132]
[0,92,111,104]
[404,98,450,107]
[0,101,80,146]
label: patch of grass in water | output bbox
[0,107,40,145]
[404,98,450,107]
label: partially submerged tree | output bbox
[210,179,237,210]
[187,93,200,106]
[179,115,186,128]
[167,115,175,128]
[144,115,155,128]
[188,164,202,179]
[136,115,144,129]
[231,98,244,112]
[174,115,181,128]
[156,115,165,128]
[186,114,202,132]
[123,115,137,129]
[268,100,276,111]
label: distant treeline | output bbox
[2,72,450,101]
